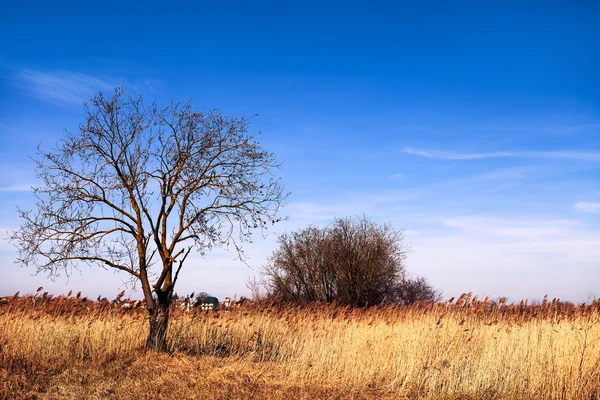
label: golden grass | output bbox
[1,294,599,399]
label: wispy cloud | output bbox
[14,70,117,107]
[562,123,600,134]
[403,147,600,161]
[0,184,31,192]
[388,173,404,180]
[283,201,365,225]
[407,214,600,301]
[12,69,161,108]
[574,202,600,215]
[442,215,580,239]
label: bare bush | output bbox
[392,275,442,305]
[264,216,436,307]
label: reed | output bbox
[1,293,598,399]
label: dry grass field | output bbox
[1,292,599,400]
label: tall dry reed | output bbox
[1,292,598,399]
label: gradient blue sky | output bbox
[1,1,599,302]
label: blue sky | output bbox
[1,1,599,302]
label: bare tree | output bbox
[392,275,442,305]
[245,275,266,301]
[329,216,407,307]
[264,216,413,307]
[11,87,287,351]
[264,226,335,303]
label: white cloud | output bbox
[283,201,365,225]
[403,147,600,162]
[574,202,600,214]
[15,69,116,107]
[12,69,160,108]
[563,123,600,134]
[442,216,580,239]
[0,184,32,192]
[403,229,421,236]
[408,235,599,302]
[408,215,600,301]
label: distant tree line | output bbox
[262,216,441,307]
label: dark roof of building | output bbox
[203,296,219,305]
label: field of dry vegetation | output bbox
[1,292,599,400]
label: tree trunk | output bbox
[147,303,170,352]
